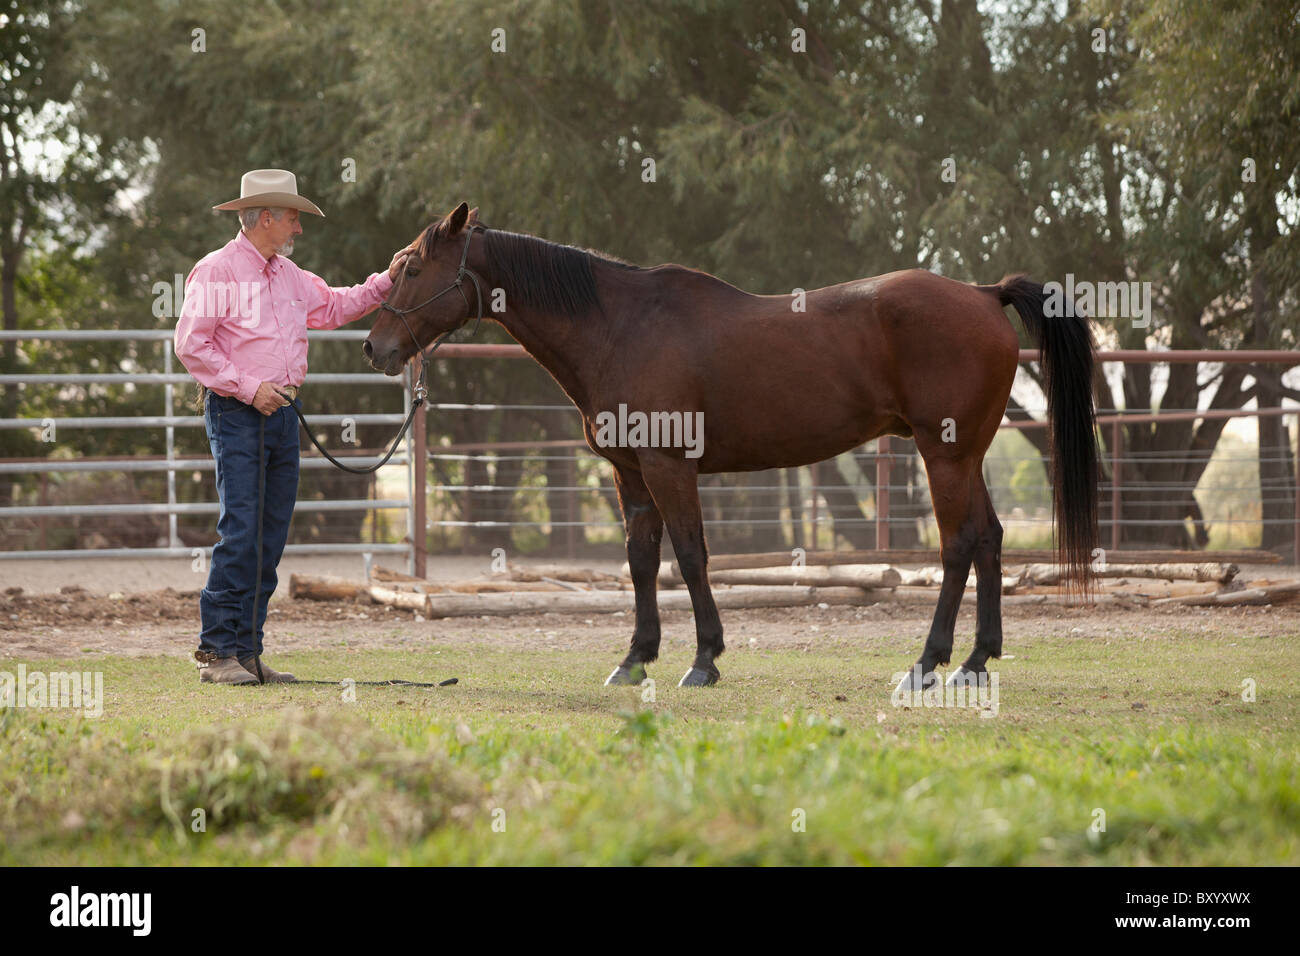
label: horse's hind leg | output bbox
[896,453,980,692]
[637,451,724,687]
[950,473,1003,687]
[605,466,665,686]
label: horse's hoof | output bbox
[894,665,938,694]
[604,664,648,686]
[677,666,719,688]
[946,666,985,688]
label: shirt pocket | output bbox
[285,296,309,332]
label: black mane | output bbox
[420,224,637,316]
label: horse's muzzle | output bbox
[362,337,404,376]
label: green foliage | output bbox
[1009,457,1050,511]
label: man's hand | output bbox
[252,382,290,416]
[388,247,413,281]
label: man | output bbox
[175,169,406,685]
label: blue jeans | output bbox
[199,393,300,659]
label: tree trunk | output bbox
[1,250,20,425]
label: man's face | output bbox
[266,208,302,257]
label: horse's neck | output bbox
[491,299,598,412]
[467,233,621,413]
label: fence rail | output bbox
[0,329,419,568]
[2,334,1297,568]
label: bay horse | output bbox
[364,203,1099,690]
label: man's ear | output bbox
[446,202,470,235]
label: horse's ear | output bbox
[447,202,470,235]
[466,206,481,225]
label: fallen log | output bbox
[830,586,1134,606]
[695,564,902,589]
[647,560,1026,592]
[660,562,1027,593]
[895,566,1024,593]
[368,584,430,611]
[647,555,1243,589]
[1151,580,1300,607]
[1000,592,1145,607]
[422,585,887,619]
[440,580,570,594]
[371,565,426,584]
[372,577,575,595]
[289,573,367,602]
[1099,580,1220,600]
[1022,562,1238,585]
[541,576,588,592]
[506,564,622,584]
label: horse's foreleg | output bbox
[605,467,664,686]
[638,452,723,687]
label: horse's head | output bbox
[364,201,481,375]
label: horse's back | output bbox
[599,265,1019,472]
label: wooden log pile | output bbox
[289,562,894,618]
[287,549,1299,619]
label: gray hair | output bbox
[239,206,288,231]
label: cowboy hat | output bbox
[212,169,325,217]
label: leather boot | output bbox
[239,655,298,683]
[195,650,259,685]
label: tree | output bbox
[1,0,139,431]
[34,0,1295,560]
[1097,0,1299,551]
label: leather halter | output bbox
[378,223,487,400]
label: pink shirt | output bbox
[175,230,394,405]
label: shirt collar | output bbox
[234,229,283,275]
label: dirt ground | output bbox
[2,561,1297,661]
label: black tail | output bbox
[986,274,1099,591]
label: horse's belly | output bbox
[694,409,898,473]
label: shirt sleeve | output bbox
[302,269,394,331]
[174,260,260,405]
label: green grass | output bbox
[2,625,1298,865]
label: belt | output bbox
[279,384,299,405]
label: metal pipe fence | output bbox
[418,437,1298,547]
[2,333,1298,567]
[409,346,1299,563]
[0,329,419,569]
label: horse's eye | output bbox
[405,268,419,278]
